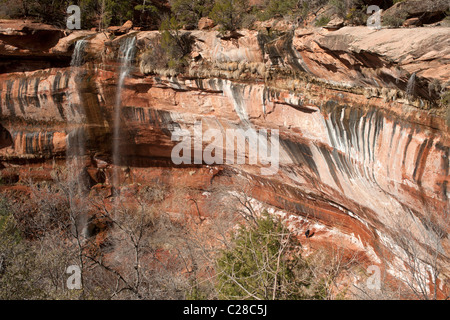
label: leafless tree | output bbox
[389,208,450,300]
[351,207,450,300]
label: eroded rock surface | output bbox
[0,21,449,297]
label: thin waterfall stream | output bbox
[66,39,88,236]
[406,72,416,97]
[112,36,136,194]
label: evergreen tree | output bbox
[215,212,327,300]
[209,0,249,31]
[169,0,214,26]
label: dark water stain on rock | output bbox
[23,131,54,155]
[52,71,67,121]
[5,79,15,116]
[17,77,28,114]
[280,138,319,178]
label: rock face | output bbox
[383,0,449,24]
[0,22,449,297]
[0,19,64,54]
[290,27,450,101]
[0,20,71,73]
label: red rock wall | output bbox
[0,25,448,295]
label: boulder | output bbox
[107,20,133,35]
[324,17,344,30]
[198,17,215,30]
[122,20,133,31]
[383,0,449,24]
[106,25,122,34]
[403,17,423,27]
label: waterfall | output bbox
[406,72,416,97]
[66,39,87,223]
[70,39,87,67]
[112,36,136,191]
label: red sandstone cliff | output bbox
[0,20,449,298]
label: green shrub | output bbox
[169,0,214,26]
[159,16,195,72]
[382,12,407,27]
[209,0,249,31]
[139,35,169,74]
[215,212,328,300]
[315,15,331,26]
[345,5,367,25]
[328,0,366,25]
[256,0,298,21]
[442,91,450,106]
[328,0,348,18]
[241,12,258,29]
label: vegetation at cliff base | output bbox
[215,212,328,299]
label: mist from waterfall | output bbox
[112,36,136,192]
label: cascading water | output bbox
[70,40,87,67]
[406,72,416,97]
[112,36,136,192]
[66,39,88,234]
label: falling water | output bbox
[112,36,136,191]
[66,39,88,224]
[70,39,87,67]
[406,72,416,97]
